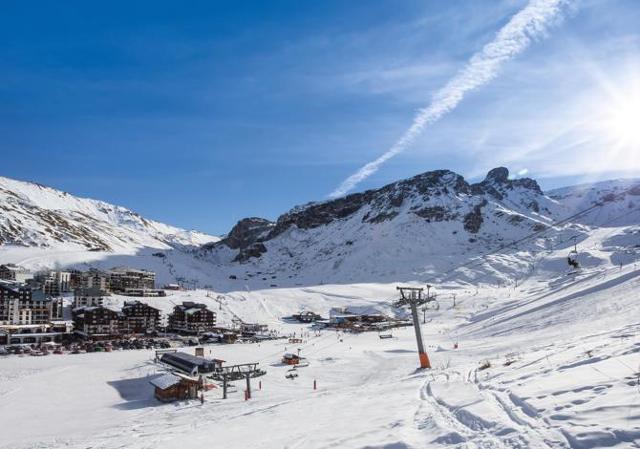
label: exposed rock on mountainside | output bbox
[1,169,638,290]
[202,217,274,262]
[463,199,487,234]
[201,167,640,287]
[214,218,274,250]
[207,167,548,257]
[270,170,471,234]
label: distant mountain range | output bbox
[0,169,638,288]
[201,167,640,284]
[0,176,218,252]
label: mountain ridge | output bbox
[1,169,638,290]
[0,175,218,252]
[200,167,640,287]
[205,167,557,260]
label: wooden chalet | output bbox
[150,373,201,402]
[72,306,121,339]
[282,353,301,365]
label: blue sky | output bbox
[1,0,639,235]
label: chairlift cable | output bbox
[436,200,640,285]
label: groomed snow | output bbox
[1,177,639,448]
[1,260,639,448]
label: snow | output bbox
[1,259,639,448]
[0,176,218,252]
[0,175,639,448]
[150,373,181,389]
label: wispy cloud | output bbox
[329,0,573,198]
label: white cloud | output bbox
[329,0,573,198]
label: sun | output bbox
[602,88,640,148]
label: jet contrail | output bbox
[329,0,572,198]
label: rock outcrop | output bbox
[207,167,547,262]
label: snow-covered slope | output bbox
[202,168,640,289]
[1,170,640,449]
[548,178,640,227]
[2,263,639,449]
[1,170,639,294]
[0,176,218,251]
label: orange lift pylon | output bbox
[395,286,434,369]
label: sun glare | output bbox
[603,88,640,148]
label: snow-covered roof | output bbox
[0,324,51,330]
[0,280,23,291]
[0,264,28,272]
[185,308,204,315]
[149,373,181,390]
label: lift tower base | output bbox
[395,286,434,369]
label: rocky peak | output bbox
[207,167,552,262]
[485,167,510,183]
[266,169,470,237]
[471,167,542,199]
[218,217,274,250]
[202,217,275,263]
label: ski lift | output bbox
[567,236,580,269]
[424,295,440,311]
[567,252,579,269]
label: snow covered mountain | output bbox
[1,169,638,290]
[0,176,218,252]
[2,170,640,449]
[203,168,640,287]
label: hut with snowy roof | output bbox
[149,372,201,402]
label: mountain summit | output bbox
[0,169,638,288]
[202,167,640,285]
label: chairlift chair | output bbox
[567,236,580,270]
[567,249,580,269]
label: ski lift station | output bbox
[160,351,224,377]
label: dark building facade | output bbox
[72,306,121,338]
[0,283,62,325]
[168,302,216,333]
[108,268,155,292]
[121,301,161,334]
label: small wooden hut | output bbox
[282,353,301,365]
[150,373,201,402]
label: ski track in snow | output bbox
[4,263,640,449]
